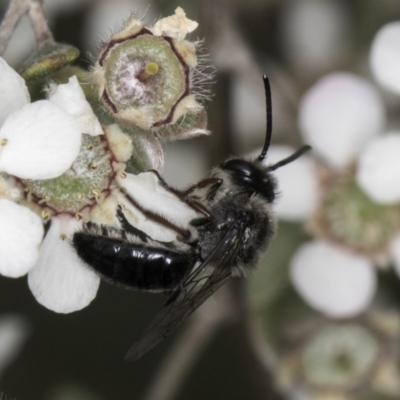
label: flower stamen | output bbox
[41,210,51,221]
[138,62,159,82]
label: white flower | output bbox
[270,72,400,318]
[370,22,400,95]
[0,60,198,313]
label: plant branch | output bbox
[0,0,54,56]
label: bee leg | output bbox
[148,169,182,197]
[183,198,213,219]
[182,178,223,209]
[183,178,222,196]
[149,170,216,219]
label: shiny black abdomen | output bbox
[73,233,193,291]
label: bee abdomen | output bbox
[73,233,193,291]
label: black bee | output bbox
[73,76,310,361]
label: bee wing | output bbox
[126,222,245,361]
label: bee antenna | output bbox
[258,75,273,162]
[268,145,312,171]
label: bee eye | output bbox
[221,159,253,176]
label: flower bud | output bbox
[20,43,80,81]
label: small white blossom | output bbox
[277,72,400,318]
[0,60,199,313]
[0,61,103,312]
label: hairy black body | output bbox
[72,76,310,361]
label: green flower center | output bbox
[320,174,400,255]
[104,34,187,122]
[22,134,114,215]
[302,324,378,388]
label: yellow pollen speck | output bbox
[44,195,51,202]
[138,62,159,81]
[0,138,8,146]
[87,144,94,150]
[41,211,50,221]
[76,193,83,200]
[75,213,82,220]
[24,186,32,193]
[60,233,67,240]
[92,188,101,197]
[119,171,127,179]
[90,163,98,170]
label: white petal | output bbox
[356,132,400,204]
[151,7,198,40]
[0,57,30,126]
[389,234,400,279]
[0,174,22,202]
[28,216,100,313]
[0,199,44,278]
[370,22,400,95]
[265,145,319,221]
[116,172,198,242]
[48,76,103,136]
[0,100,81,179]
[0,314,30,377]
[290,240,376,318]
[299,73,385,168]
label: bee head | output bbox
[221,158,276,202]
